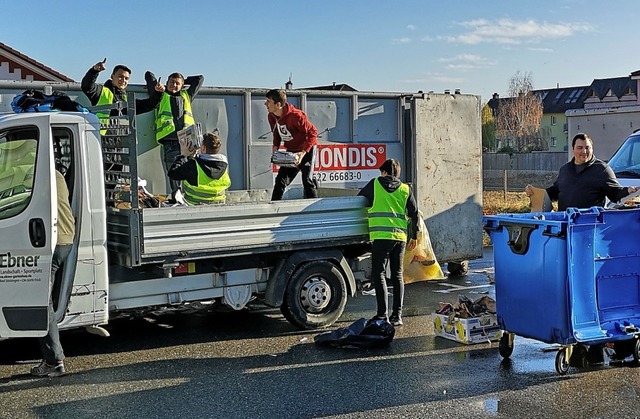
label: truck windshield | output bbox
[608,133,640,178]
[0,128,38,219]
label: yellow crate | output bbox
[433,312,502,345]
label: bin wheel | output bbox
[499,333,513,358]
[633,338,640,362]
[555,349,570,375]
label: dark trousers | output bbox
[271,146,318,201]
[371,239,406,318]
[38,244,71,365]
[162,140,182,193]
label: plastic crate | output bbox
[483,207,640,345]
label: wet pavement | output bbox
[1,247,639,418]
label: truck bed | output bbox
[107,194,370,267]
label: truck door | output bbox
[0,115,55,338]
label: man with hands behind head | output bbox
[155,72,205,192]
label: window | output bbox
[572,89,584,103]
[551,137,557,147]
[0,127,38,220]
[551,116,557,125]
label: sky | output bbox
[3,0,639,103]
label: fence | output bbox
[483,169,557,192]
[483,152,566,192]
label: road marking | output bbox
[433,284,494,293]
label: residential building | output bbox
[0,42,73,82]
[488,72,640,156]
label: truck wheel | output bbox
[281,260,347,330]
[447,261,469,276]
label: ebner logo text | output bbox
[0,252,40,268]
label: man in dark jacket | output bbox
[168,132,230,205]
[155,73,204,192]
[526,133,638,210]
[81,58,162,118]
[358,159,418,327]
[525,132,639,366]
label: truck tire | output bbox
[447,261,469,276]
[281,260,347,330]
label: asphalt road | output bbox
[1,248,639,419]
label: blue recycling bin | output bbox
[483,207,640,373]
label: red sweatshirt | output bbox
[269,103,318,153]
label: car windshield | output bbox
[608,134,640,177]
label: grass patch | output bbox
[483,191,531,215]
[482,191,531,246]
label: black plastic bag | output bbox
[314,317,395,349]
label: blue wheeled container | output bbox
[483,207,640,374]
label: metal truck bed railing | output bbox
[107,195,369,267]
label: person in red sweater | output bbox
[265,89,318,200]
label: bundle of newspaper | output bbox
[271,150,299,167]
[177,123,204,154]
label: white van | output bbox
[607,129,640,189]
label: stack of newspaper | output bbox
[271,150,298,167]
[177,123,204,153]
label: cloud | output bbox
[391,37,411,44]
[527,47,553,52]
[445,18,594,45]
[407,24,417,31]
[437,54,494,70]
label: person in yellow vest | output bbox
[358,159,418,327]
[168,132,230,205]
[155,72,204,192]
[81,58,163,126]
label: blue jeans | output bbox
[38,244,71,364]
[371,239,406,318]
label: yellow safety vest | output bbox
[96,87,125,135]
[367,179,409,242]
[182,161,231,205]
[156,90,195,142]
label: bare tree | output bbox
[495,71,545,152]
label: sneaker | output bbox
[389,315,403,327]
[30,361,66,377]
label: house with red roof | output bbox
[0,42,73,82]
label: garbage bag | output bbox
[314,318,395,349]
[403,212,445,283]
